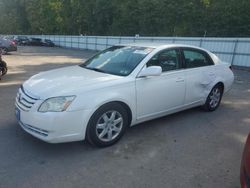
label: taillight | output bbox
[11,41,16,45]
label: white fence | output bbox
[20,35,250,67]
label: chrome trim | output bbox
[16,86,39,112]
[21,85,39,100]
[15,102,27,112]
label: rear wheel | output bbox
[1,48,8,55]
[86,103,128,147]
[203,84,223,111]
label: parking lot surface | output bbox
[0,46,250,188]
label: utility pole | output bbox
[204,30,207,38]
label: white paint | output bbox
[15,44,234,143]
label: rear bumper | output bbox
[224,72,234,94]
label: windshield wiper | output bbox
[84,67,106,73]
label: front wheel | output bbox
[0,61,7,76]
[86,103,128,147]
[203,84,223,111]
[1,48,8,55]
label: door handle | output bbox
[208,72,215,76]
[176,78,185,83]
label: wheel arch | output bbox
[216,81,225,93]
[203,80,225,104]
[85,100,133,138]
[85,100,133,146]
[114,101,133,126]
[95,101,133,126]
[202,81,225,111]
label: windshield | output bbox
[79,46,153,76]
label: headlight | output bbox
[38,96,76,112]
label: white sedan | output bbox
[15,44,234,147]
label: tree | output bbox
[0,0,249,37]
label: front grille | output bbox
[15,86,39,111]
[19,121,49,137]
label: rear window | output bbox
[183,49,214,68]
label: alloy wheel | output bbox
[209,87,221,108]
[95,110,123,142]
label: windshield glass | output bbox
[80,46,153,76]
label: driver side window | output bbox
[147,49,181,72]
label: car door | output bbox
[180,48,215,105]
[136,48,186,120]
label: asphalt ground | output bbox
[0,46,250,188]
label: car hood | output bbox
[23,66,123,99]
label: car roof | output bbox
[117,43,207,51]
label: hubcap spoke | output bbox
[113,117,122,126]
[97,123,105,129]
[112,126,121,133]
[107,129,113,140]
[103,114,109,123]
[209,95,213,100]
[99,128,108,139]
[213,89,218,95]
[110,111,116,121]
[210,100,214,107]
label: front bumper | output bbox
[15,105,92,143]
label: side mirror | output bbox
[138,66,162,77]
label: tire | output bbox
[86,102,128,147]
[203,84,223,112]
[0,61,7,76]
[1,48,8,55]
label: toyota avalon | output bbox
[15,44,234,147]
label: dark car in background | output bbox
[29,38,55,47]
[0,38,17,54]
[3,36,17,45]
[3,36,55,47]
[15,36,30,46]
[42,39,55,47]
[241,134,250,188]
[29,38,44,46]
